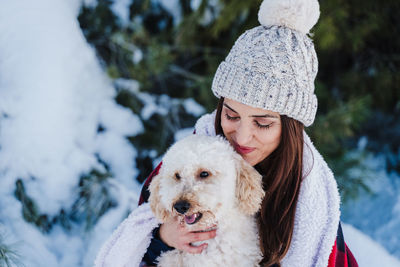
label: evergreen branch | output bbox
[0,235,24,267]
[169,64,205,81]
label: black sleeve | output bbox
[142,226,175,265]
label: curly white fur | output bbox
[258,0,320,34]
[149,135,264,267]
[94,112,340,267]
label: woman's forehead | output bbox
[223,98,280,118]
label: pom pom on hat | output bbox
[258,0,320,34]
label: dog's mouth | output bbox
[184,212,202,225]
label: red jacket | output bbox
[139,162,358,267]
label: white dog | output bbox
[149,135,264,267]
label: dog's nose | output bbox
[173,200,190,214]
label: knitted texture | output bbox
[211,0,320,126]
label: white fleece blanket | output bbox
[94,203,160,267]
[94,112,340,267]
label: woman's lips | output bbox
[233,142,256,154]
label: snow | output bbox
[192,0,221,26]
[83,0,97,7]
[159,0,220,26]
[343,223,400,267]
[0,0,399,266]
[0,0,104,215]
[342,152,400,259]
[159,0,181,25]
[139,93,169,120]
[114,78,140,94]
[132,48,144,64]
[183,98,206,117]
[111,0,132,26]
[191,0,202,10]
[131,89,204,122]
[0,0,141,265]
[174,127,195,141]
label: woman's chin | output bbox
[241,155,258,166]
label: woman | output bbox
[95,0,358,266]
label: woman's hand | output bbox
[159,216,217,254]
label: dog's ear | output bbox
[148,174,170,222]
[235,157,265,215]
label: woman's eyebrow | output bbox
[223,103,238,113]
[223,103,279,118]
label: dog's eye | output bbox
[175,173,181,180]
[199,171,209,178]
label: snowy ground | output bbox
[342,153,400,265]
[0,0,399,266]
[343,223,400,267]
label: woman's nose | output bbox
[235,122,252,145]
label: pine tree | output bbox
[0,235,23,267]
[77,0,400,201]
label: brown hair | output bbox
[215,97,304,266]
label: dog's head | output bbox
[149,135,264,228]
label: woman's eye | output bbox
[175,173,181,180]
[199,171,209,178]
[255,121,272,129]
[225,113,239,121]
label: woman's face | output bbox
[221,98,282,166]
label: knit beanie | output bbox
[211,0,320,126]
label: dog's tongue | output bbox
[184,213,198,224]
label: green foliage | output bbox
[314,0,400,113]
[114,84,201,182]
[14,179,51,233]
[78,0,120,70]
[307,95,373,201]
[70,169,117,230]
[310,0,400,200]
[0,234,24,267]
[13,168,116,232]
[209,0,259,38]
[77,0,400,202]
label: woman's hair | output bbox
[215,97,304,266]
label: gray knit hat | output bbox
[211,0,320,126]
